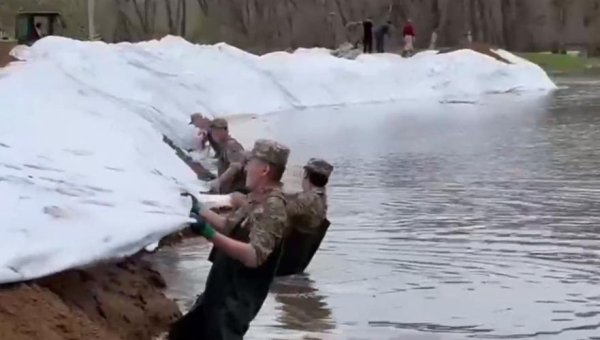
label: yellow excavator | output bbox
[0,11,65,67]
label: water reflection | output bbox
[271,275,335,334]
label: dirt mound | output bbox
[0,257,181,340]
[0,41,17,68]
[437,42,511,64]
[0,284,119,340]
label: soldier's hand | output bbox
[230,192,248,208]
[189,215,216,239]
[209,179,221,193]
[181,192,202,216]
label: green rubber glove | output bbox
[181,192,202,216]
[190,217,217,239]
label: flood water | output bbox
[152,77,600,339]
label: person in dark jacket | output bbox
[375,21,392,53]
[362,18,373,53]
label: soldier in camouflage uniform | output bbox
[189,113,221,158]
[208,118,247,194]
[226,157,334,276]
[286,158,333,233]
[277,158,334,276]
[229,158,333,224]
[169,139,290,340]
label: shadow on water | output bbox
[271,275,335,334]
[152,76,600,340]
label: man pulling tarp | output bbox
[229,157,335,276]
[169,139,290,340]
[277,158,334,276]
[206,118,247,194]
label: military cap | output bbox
[304,158,334,178]
[250,139,290,167]
[209,118,228,129]
[189,112,203,125]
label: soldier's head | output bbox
[209,118,229,143]
[303,158,333,189]
[246,139,290,190]
[189,113,209,129]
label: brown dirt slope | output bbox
[0,41,17,68]
[0,284,120,340]
[0,257,181,340]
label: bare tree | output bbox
[551,0,572,52]
[165,0,175,34]
[196,0,209,16]
[180,0,186,37]
[500,0,514,50]
[131,0,157,36]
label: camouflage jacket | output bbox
[285,187,327,235]
[217,137,246,194]
[225,185,288,266]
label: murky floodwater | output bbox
[152,77,600,339]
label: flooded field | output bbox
[152,77,600,339]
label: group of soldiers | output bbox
[169,113,334,340]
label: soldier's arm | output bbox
[216,142,245,186]
[247,196,287,266]
[198,208,228,231]
[230,192,249,208]
[210,196,286,268]
[285,192,310,218]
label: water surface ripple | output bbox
[153,77,600,339]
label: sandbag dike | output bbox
[437,42,511,64]
[0,255,181,340]
[0,138,217,340]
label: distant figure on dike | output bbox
[30,22,44,41]
[346,17,373,53]
[429,28,438,50]
[375,21,392,53]
[362,18,374,53]
[403,19,416,57]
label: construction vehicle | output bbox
[0,11,65,67]
[15,11,66,45]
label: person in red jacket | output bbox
[403,19,416,57]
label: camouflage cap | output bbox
[250,139,290,167]
[189,113,203,125]
[304,158,334,178]
[209,118,228,129]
